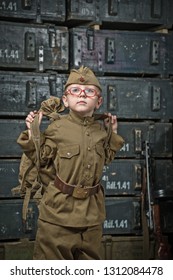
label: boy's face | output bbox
[62,84,103,117]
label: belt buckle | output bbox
[72,185,90,199]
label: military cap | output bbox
[64,66,102,91]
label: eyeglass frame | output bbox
[65,86,101,98]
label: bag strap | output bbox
[22,97,65,221]
[22,115,42,221]
[30,114,41,170]
[104,117,112,149]
[94,113,112,148]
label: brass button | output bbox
[67,152,71,157]
[87,164,91,169]
[87,147,91,151]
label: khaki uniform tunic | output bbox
[17,111,124,228]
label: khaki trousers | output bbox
[33,219,103,260]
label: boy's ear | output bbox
[62,95,69,108]
[95,96,103,109]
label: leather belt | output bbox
[54,175,100,199]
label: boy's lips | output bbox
[77,101,87,104]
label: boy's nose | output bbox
[79,89,87,97]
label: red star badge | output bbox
[79,76,85,82]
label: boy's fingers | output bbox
[38,111,43,124]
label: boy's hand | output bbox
[25,111,43,137]
[104,112,118,134]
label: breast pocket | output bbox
[58,144,80,159]
[57,144,80,177]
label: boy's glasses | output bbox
[65,87,100,98]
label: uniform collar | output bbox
[68,110,95,125]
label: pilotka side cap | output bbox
[64,66,102,91]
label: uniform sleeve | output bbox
[104,132,125,164]
[17,130,45,151]
[17,125,57,166]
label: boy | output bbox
[17,66,124,259]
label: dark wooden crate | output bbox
[100,0,172,29]
[103,197,142,235]
[0,21,68,71]
[0,119,49,157]
[0,239,34,260]
[69,27,169,75]
[0,71,67,116]
[0,199,38,241]
[101,235,156,260]
[116,122,172,158]
[0,159,20,198]
[97,77,173,120]
[0,0,66,22]
[102,159,144,196]
[67,0,172,30]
